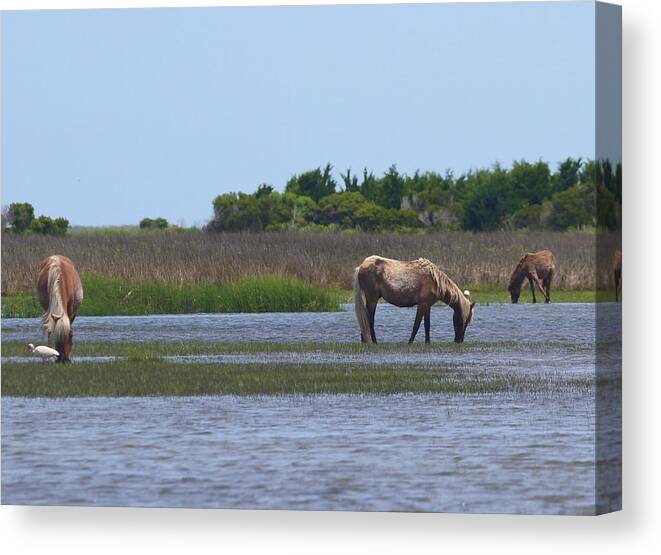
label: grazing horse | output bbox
[508,250,556,304]
[353,256,475,344]
[613,249,622,302]
[36,255,83,362]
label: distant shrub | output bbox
[139,217,169,229]
[29,215,69,236]
[3,202,69,236]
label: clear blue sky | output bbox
[1,2,595,227]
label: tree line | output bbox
[2,203,69,236]
[2,157,621,236]
[207,158,621,233]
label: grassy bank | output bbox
[440,288,614,304]
[1,282,613,318]
[0,359,598,397]
[1,275,341,318]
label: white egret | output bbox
[27,343,60,363]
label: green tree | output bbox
[508,203,545,230]
[353,168,381,205]
[208,190,292,232]
[462,167,515,230]
[283,193,318,226]
[547,183,596,230]
[29,216,69,236]
[509,160,552,205]
[339,169,360,192]
[318,191,370,228]
[285,163,337,202]
[380,165,406,209]
[8,202,35,234]
[556,157,582,192]
[255,183,274,198]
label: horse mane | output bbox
[415,258,467,309]
[41,256,71,348]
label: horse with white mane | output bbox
[353,256,475,344]
[36,255,83,362]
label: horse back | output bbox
[524,250,556,276]
[358,255,438,306]
[37,255,83,317]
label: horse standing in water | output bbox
[507,250,556,304]
[613,249,622,302]
[353,256,475,344]
[37,255,84,362]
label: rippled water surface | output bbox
[3,393,602,513]
[1,303,621,513]
[1,303,621,344]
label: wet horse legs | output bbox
[366,297,378,343]
[409,305,431,344]
[408,305,424,343]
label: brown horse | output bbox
[507,250,556,304]
[353,256,475,344]
[37,255,84,362]
[613,249,622,302]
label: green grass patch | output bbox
[0,280,614,319]
[1,339,597,358]
[0,359,597,398]
[454,288,615,304]
[1,275,342,318]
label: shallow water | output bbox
[1,303,621,513]
[2,392,606,514]
[1,302,621,345]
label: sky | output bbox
[1,2,596,227]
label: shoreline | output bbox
[1,287,616,319]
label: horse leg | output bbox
[409,305,424,343]
[366,297,378,344]
[533,274,550,303]
[408,305,424,344]
[529,277,537,303]
[615,274,620,302]
[424,307,431,344]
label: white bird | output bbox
[463,290,471,297]
[26,343,59,363]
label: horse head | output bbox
[453,300,476,343]
[507,281,521,303]
[57,329,74,363]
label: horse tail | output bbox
[353,266,373,343]
[42,257,70,353]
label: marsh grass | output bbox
[1,275,341,318]
[1,339,596,357]
[0,359,597,397]
[1,230,619,295]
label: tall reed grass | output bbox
[1,230,618,296]
[1,275,340,317]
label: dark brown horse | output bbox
[613,249,622,302]
[507,250,556,304]
[36,255,84,362]
[353,256,475,344]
